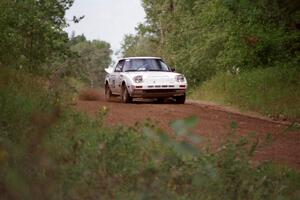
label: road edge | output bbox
[186,99,293,126]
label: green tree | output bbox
[66,36,112,87]
[0,0,75,72]
[121,33,160,57]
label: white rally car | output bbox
[104,57,187,103]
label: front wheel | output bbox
[121,85,132,103]
[175,94,186,104]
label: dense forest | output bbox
[122,0,300,118]
[0,0,300,199]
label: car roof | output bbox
[120,56,162,60]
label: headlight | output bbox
[176,75,185,82]
[133,75,143,83]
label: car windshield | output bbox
[123,59,170,72]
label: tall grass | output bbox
[1,68,299,199]
[191,66,300,119]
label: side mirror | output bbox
[171,67,176,72]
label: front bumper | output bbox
[130,88,186,98]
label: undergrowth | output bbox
[1,68,300,199]
[191,66,300,120]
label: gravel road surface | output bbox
[76,89,300,170]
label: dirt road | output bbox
[76,89,300,170]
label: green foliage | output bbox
[1,68,300,199]
[191,65,300,118]
[0,0,74,71]
[122,0,300,85]
[121,33,160,57]
[0,68,52,141]
[0,0,112,83]
[64,35,112,87]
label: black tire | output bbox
[175,94,186,104]
[105,83,112,101]
[121,85,132,103]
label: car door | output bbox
[110,60,124,94]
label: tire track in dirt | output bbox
[75,89,300,170]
